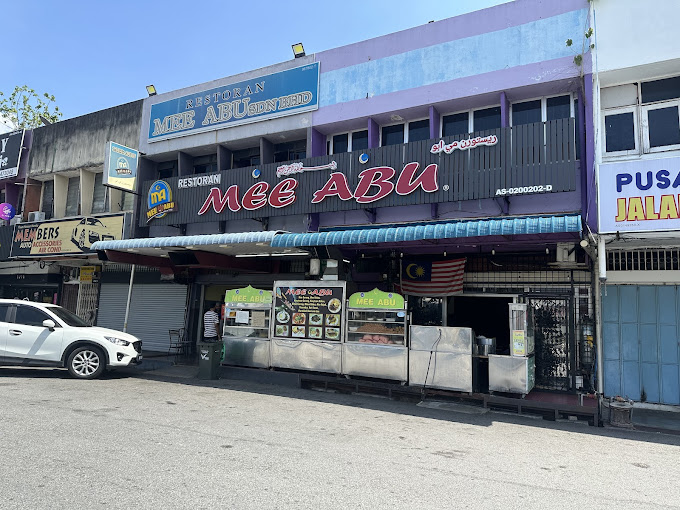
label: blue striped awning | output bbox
[270,215,581,248]
[91,231,280,251]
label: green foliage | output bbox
[566,38,573,47]
[0,85,62,130]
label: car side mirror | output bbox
[43,319,56,331]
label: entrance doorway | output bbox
[448,295,512,354]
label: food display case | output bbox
[270,281,346,374]
[343,289,408,382]
[222,286,272,368]
[409,326,474,392]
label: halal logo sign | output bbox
[146,180,178,223]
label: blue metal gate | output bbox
[603,285,680,404]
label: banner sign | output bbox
[147,62,319,142]
[103,141,139,193]
[348,289,405,310]
[10,214,126,257]
[139,127,576,226]
[599,156,680,233]
[272,281,346,342]
[224,285,272,305]
[0,130,25,180]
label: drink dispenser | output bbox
[508,303,534,357]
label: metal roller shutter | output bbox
[96,283,188,353]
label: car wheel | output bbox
[67,346,105,379]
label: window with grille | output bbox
[607,249,680,271]
[91,173,109,214]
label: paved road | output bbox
[1,367,679,510]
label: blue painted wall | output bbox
[603,285,680,405]
[319,9,588,108]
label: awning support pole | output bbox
[123,264,136,333]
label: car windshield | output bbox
[46,306,92,327]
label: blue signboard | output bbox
[148,62,320,142]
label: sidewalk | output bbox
[125,356,680,436]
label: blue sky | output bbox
[3,0,508,122]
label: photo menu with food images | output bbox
[273,285,344,341]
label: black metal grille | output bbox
[529,297,571,391]
[133,341,142,353]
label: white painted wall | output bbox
[595,0,680,83]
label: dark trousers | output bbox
[203,336,219,343]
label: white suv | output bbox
[0,299,142,379]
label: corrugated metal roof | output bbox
[91,231,280,251]
[270,215,581,248]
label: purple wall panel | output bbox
[368,118,379,148]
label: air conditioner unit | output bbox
[28,211,46,222]
[9,216,22,225]
[556,243,576,263]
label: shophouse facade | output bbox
[0,101,145,327]
[95,0,596,394]
[593,0,680,405]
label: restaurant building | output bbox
[593,0,680,405]
[94,0,597,401]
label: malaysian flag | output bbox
[400,259,466,297]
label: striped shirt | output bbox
[203,310,220,337]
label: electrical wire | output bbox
[420,327,443,401]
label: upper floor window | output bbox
[510,95,573,126]
[408,119,430,143]
[193,154,217,174]
[602,77,680,157]
[232,147,260,169]
[41,180,54,219]
[381,124,404,146]
[274,140,306,162]
[442,112,469,137]
[352,130,369,151]
[65,177,79,217]
[157,160,178,180]
[473,107,501,132]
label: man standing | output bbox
[203,302,221,343]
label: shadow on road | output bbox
[4,365,680,447]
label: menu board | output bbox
[273,282,345,342]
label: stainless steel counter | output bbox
[342,344,408,381]
[223,337,270,368]
[408,326,473,392]
[488,354,535,395]
[270,339,342,374]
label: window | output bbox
[604,110,636,153]
[381,124,404,146]
[0,304,11,322]
[42,180,54,219]
[274,140,306,162]
[65,177,79,217]
[232,147,260,168]
[602,76,680,156]
[512,100,541,126]
[442,112,469,137]
[351,130,368,151]
[473,107,501,132]
[15,305,52,327]
[157,160,177,180]
[332,134,348,154]
[193,154,217,174]
[647,106,680,147]
[91,173,109,214]
[547,95,572,121]
[408,119,430,142]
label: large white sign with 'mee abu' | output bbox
[599,156,680,233]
